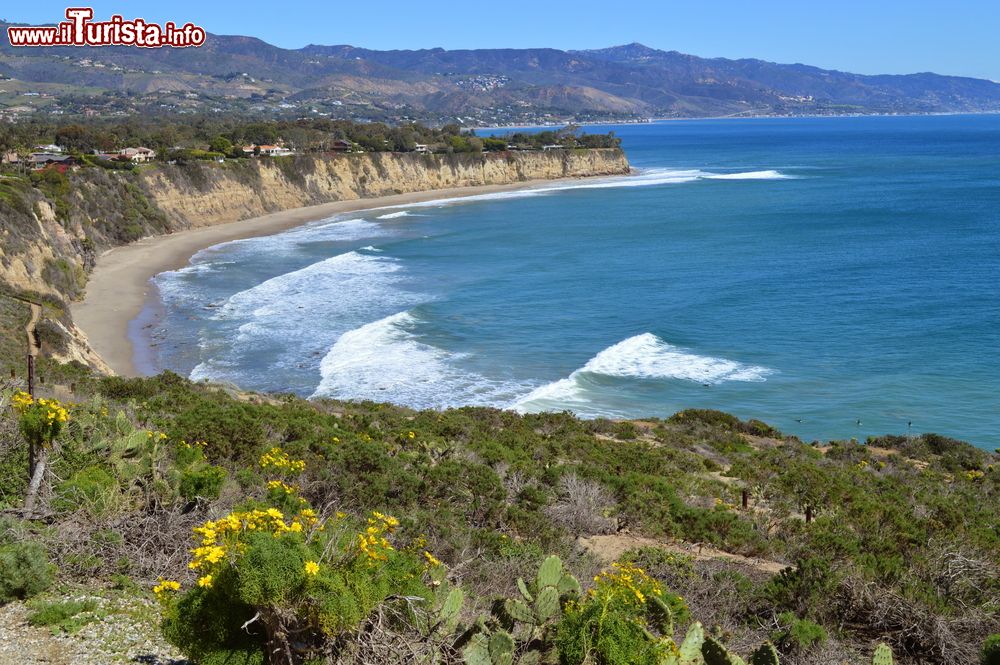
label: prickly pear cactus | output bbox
[505,555,580,628]
[678,622,705,664]
[463,630,515,665]
[872,643,894,665]
[650,594,676,636]
[517,577,533,602]
[537,555,563,588]
[463,634,491,665]
[503,598,535,624]
[748,642,779,665]
[440,587,464,633]
[702,636,747,665]
[489,630,515,665]
[534,586,561,622]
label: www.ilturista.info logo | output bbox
[7,8,206,48]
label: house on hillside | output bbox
[329,140,354,153]
[1,151,19,164]
[33,144,62,153]
[92,149,124,161]
[413,143,432,154]
[120,146,156,163]
[29,153,78,170]
[255,144,295,157]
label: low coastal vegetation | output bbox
[0,372,997,663]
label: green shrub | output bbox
[668,409,742,430]
[97,375,162,400]
[161,572,266,665]
[0,541,54,602]
[179,464,227,502]
[772,611,828,653]
[0,442,27,508]
[982,634,1000,665]
[52,466,121,516]
[27,598,98,633]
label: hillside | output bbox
[3,25,1000,123]
[0,374,997,664]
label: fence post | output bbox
[27,354,35,398]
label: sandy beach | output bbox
[72,178,584,377]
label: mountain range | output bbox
[2,22,1000,124]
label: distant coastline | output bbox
[475,109,1000,132]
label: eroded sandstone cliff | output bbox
[0,149,629,370]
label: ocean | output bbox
[146,114,1000,449]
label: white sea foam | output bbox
[187,217,387,265]
[371,167,794,212]
[189,251,419,383]
[310,311,530,408]
[702,169,792,180]
[512,333,773,413]
[376,211,413,219]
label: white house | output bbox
[257,144,294,157]
[120,146,156,162]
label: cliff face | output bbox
[0,149,629,370]
[141,149,630,227]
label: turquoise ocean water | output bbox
[146,115,1000,449]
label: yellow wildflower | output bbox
[304,560,320,576]
[152,578,181,595]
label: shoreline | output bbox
[72,176,610,377]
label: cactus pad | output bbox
[872,643,894,665]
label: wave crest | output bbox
[513,333,773,413]
[310,311,530,408]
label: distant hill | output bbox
[2,23,999,123]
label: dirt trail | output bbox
[579,533,788,574]
[25,302,41,358]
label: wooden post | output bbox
[26,354,35,398]
[9,368,14,379]
[741,489,749,510]
[805,505,813,523]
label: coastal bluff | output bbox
[0,148,629,371]
[142,148,630,227]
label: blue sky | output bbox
[5,1,999,81]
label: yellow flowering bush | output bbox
[11,392,69,448]
[159,466,436,665]
[356,511,398,563]
[557,562,689,665]
[258,447,305,473]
